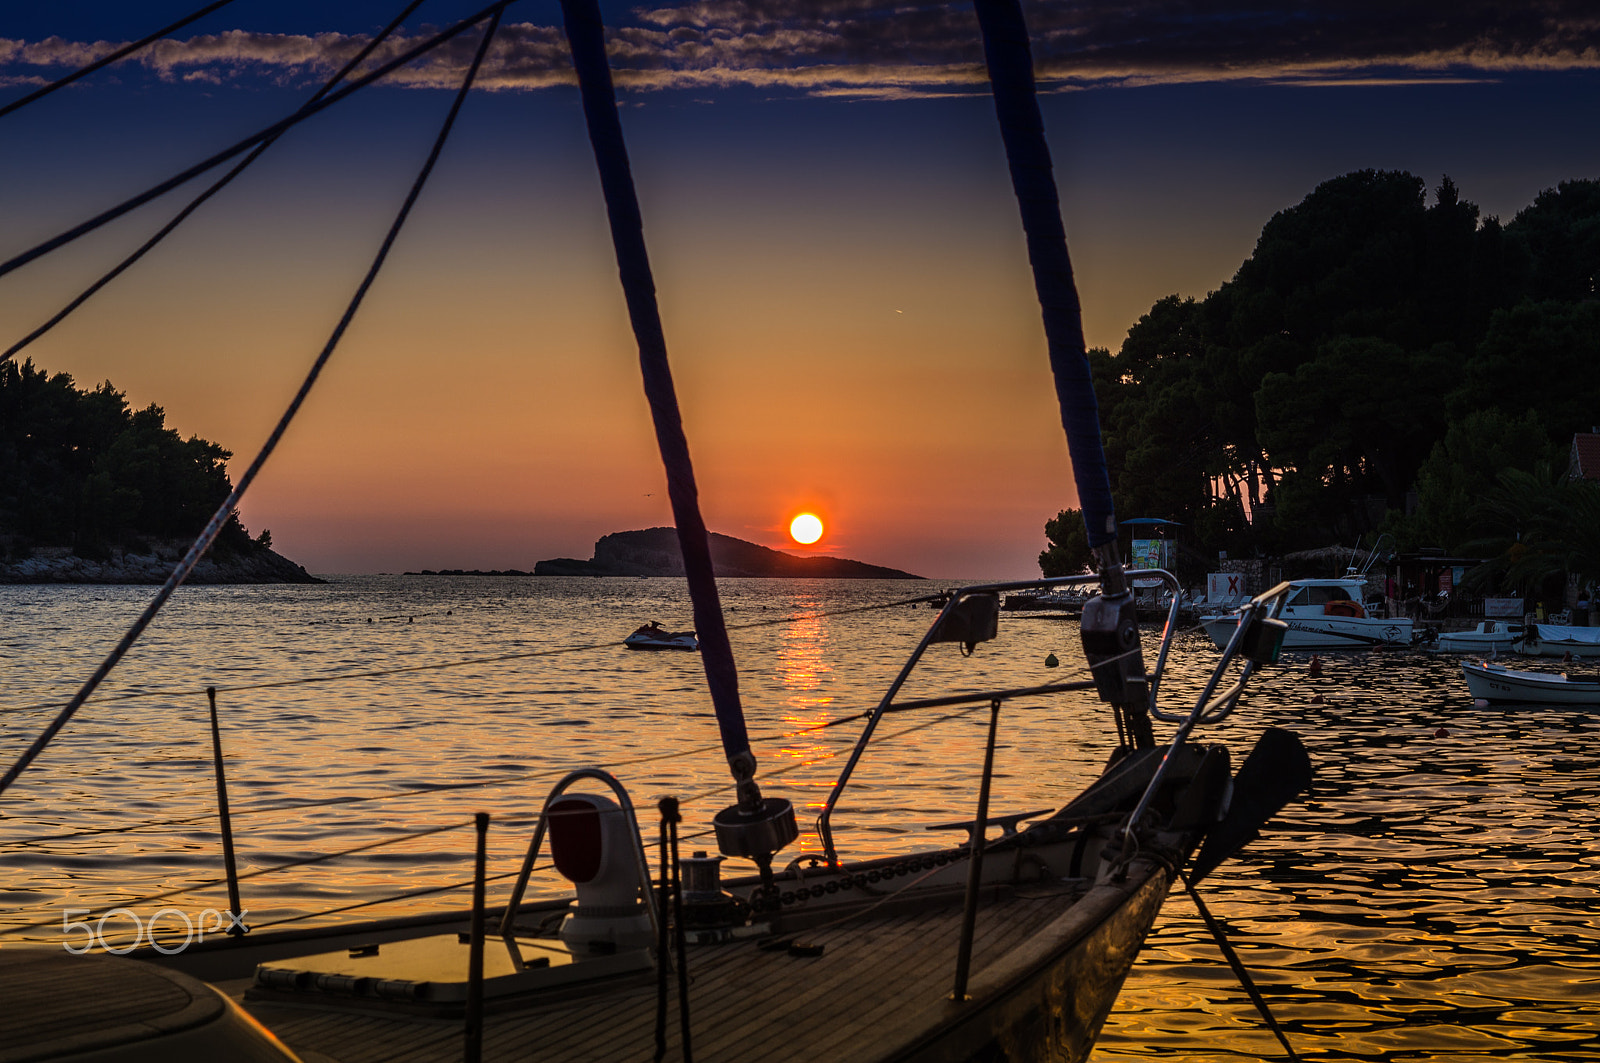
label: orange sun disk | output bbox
[790,513,824,545]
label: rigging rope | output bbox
[0,592,946,717]
[0,818,475,936]
[0,0,514,282]
[0,11,503,801]
[1,0,434,364]
[0,0,243,121]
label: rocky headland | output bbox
[533,528,922,579]
[0,542,322,584]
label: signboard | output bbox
[1130,539,1163,570]
[1484,598,1523,618]
[1438,569,1453,595]
[1130,539,1172,588]
[1207,572,1247,602]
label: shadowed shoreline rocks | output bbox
[0,542,322,584]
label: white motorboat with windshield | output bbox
[1202,577,1413,651]
[1431,620,1525,654]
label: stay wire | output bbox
[1179,869,1305,1063]
[6,647,1107,844]
[0,0,243,121]
[0,11,503,802]
[251,868,525,931]
[0,593,944,717]
[0,0,514,281]
[1,0,435,364]
[0,818,474,936]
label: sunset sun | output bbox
[789,513,824,545]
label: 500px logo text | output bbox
[61,907,248,954]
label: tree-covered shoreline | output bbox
[1043,170,1600,594]
[0,359,267,564]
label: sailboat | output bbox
[0,1,1314,1060]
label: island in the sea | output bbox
[531,528,923,579]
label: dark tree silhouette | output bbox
[0,359,255,557]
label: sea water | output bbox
[1,576,1596,1061]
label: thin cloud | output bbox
[2,2,1597,99]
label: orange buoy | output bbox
[1308,655,1323,677]
[1434,727,1450,738]
[1310,693,1325,704]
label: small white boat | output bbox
[1461,660,1600,704]
[623,625,699,651]
[1202,577,1413,651]
[1517,623,1600,658]
[1433,621,1525,654]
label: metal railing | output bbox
[815,570,1184,865]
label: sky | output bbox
[2,1,1597,579]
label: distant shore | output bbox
[0,542,322,584]
[532,528,923,579]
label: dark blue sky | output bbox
[2,2,1597,575]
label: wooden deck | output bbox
[232,883,1113,1063]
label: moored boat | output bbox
[1432,620,1525,654]
[624,623,700,651]
[1517,623,1600,658]
[1202,577,1413,651]
[1461,660,1600,704]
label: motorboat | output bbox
[1431,620,1525,654]
[624,625,699,651]
[1461,660,1600,704]
[1517,623,1600,658]
[1202,577,1413,651]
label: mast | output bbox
[557,0,797,875]
[973,0,1154,747]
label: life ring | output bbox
[1324,600,1366,618]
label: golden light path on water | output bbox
[0,576,1596,1060]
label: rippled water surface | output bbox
[2,577,1597,1060]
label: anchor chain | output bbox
[750,850,963,912]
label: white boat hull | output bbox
[1461,661,1600,704]
[1202,614,1413,651]
[1433,622,1524,654]
[1518,623,1600,658]
[623,631,699,651]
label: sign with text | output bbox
[1484,598,1524,618]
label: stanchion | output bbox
[952,698,1002,1000]
[464,811,489,1063]
[206,686,247,936]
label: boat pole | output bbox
[464,811,489,1063]
[558,0,796,869]
[205,687,247,936]
[951,698,1003,1001]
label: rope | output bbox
[0,819,473,936]
[0,593,940,717]
[0,0,514,282]
[0,0,242,121]
[2,0,434,364]
[0,11,501,802]
[251,868,524,931]
[6,644,1109,845]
